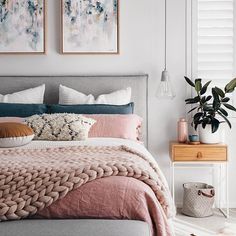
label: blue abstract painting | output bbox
[0,0,45,53]
[62,0,118,53]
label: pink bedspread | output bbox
[36,176,173,236]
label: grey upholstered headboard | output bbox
[0,75,148,145]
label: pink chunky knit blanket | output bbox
[0,145,174,221]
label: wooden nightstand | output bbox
[170,142,227,162]
[169,141,229,218]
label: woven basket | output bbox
[182,182,215,218]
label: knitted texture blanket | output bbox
[0,145,174,221]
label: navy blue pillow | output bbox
[0,103,48,117]
[48,103,134,114]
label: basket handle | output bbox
[198,189,215,198]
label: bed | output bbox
[0,75,175,236]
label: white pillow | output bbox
[59,85,131,105]
[0,84,45,104]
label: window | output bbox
[191,0,236,116]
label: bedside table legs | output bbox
[169,161,229,218]
[219,163,229,218]
[226,162,229,218]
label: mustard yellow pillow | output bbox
[0,122,34,148]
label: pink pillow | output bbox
[0,117,24,123]
[86,114,142,141]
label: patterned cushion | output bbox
[26,114,96,141]
[0,122,34,148]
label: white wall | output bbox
[0,0,235,207]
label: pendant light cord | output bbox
[164,0,167,70]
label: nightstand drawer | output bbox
[173,146,227,161]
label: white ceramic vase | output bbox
[199,125,221,144]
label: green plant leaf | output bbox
[226,88,235,93]
[193,113,203,125]
[211,118,220,133]
[188,106,198,113]
[195,79,202,92]
[223,103,236,112]
[184,76,195,87]
[202,117,210,128]
[218,108,228,116]
[218,112,232,129]
[194,112,203,119]
[193,118,202,130]
[225,78,236,93]
[212,88,220,101]
[201,96,207,104]
[212,90,221,109]
[185,98,195,102]
[203,105,214,112]
[185,98,192,102]
[222,97,230,103]
[212,88,220,110]
[214,87,225,98]
[185,96,200,104]
[213,100,220,110]
[204,116,212,124]
[200,81,211,95]
[202,121,208,129]
[205,95,212,102]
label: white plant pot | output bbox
[199,125,222,144]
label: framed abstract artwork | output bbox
[61,0,119,54]
[0,0,46,54]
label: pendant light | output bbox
[156,0,175,99]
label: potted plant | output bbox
[185,77,236,144]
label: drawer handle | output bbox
[197,152,203,159]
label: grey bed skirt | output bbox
[0,219,151,236]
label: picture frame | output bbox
[61,0,119,54]
[0,0,46,54]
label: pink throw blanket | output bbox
[0,145,174,235]
[36,176,174,236]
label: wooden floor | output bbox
[174,209,236,236]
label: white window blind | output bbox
[192,0,236,116]
[193,0,235,81]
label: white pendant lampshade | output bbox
[156,0,175,99]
